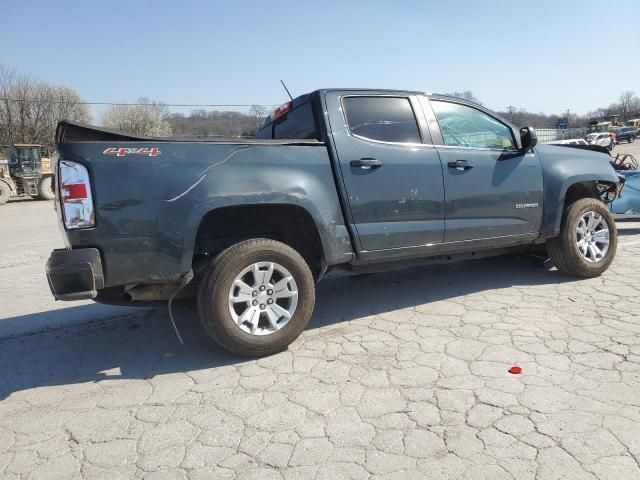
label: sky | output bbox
[2,0,639,120]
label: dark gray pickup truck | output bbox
[47,89,623,356]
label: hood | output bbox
[536,143,612,165]
[535,143,619,186]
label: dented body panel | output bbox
[56,140,352,287]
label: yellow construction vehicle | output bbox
[0,144,55,205]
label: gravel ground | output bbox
[612,139,640,157]
[1,199,640,479]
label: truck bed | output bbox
[57,120,324,146]
[55,121,351,288]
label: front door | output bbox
[324,92,446,252]
[425,99,543,242]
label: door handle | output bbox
[350,158,382,170]
[447,159,474,171]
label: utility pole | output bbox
[506,105,515,122]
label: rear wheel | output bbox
[0,181,10,205]
[197,238,315,357]
[630,136,635,143]
[547,198,617,278]
[37,175,55,200]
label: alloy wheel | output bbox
[227,261,298,335]
[575,211,610,263]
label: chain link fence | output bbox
[534,128,587,144]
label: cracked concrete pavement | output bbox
[1,201,640,479]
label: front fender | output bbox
[536,145,619,237]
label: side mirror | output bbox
[520,126,538,151]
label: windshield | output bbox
[8,147,41,165]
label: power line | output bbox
[0,98,279,108]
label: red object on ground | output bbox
[508,366,522,374]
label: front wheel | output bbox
[197,238,315,357]
[547,198,617,278]
[630,136,635,143]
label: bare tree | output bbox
[630,97,640,119]
[0,65,91,154]
[101,98,172,137]
[444,90,482,105]
[248,105,269,134]
[168,108,267,138]
[619,91,638,121]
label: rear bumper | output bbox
[46,248,104,300]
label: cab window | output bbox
[342,96,421,144]
[431,101,515,150]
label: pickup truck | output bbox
[613,126,636,144]
[47,89,623,356]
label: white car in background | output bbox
[587,132,613,150]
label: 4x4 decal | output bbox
[103,147,161,157]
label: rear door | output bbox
[324,92,445,252]
[422,98,543,242]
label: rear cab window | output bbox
[256,96,320,140]
[341,96,422,144]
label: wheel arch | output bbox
[190,201,328,279]
[542,176,619,238]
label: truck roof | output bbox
[314,88,423,95]
[267,88,484,114]
[258,88,492,135]
[310,88,480,104]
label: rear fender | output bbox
[180,193,353,273]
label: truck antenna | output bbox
[280,80,294,101]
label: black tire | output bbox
[547,198,617,278]
[37,175,55,200]
[0,181,10,205]
[630,136,635,143]
[197,238,315,357]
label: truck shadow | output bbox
[0,255,572,400]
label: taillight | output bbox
[59,160,94,229]
[62,183,88,201]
